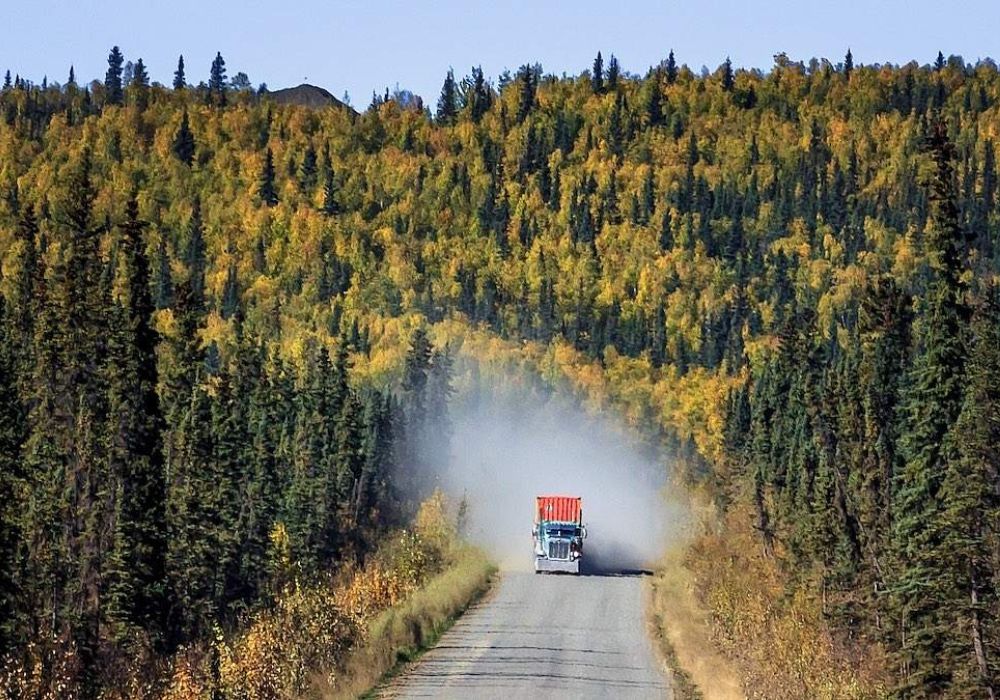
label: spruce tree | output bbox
[105,45,125,105]
[298,144,318,194]
[105,194,167,639]
[891,120,971,697]
[402,326,433,460]
[469,66,492,122]
[154,234,173,310]
[0,297,26,650]
[937,291,1000,697]
[844,48,854,81]
[11,204,39,395]
[643,70,663,126]
[166,378,218,641]
[855,276,911,605]
[172,109,196,165]
[221,262,240,319]
[606,54,620,91]
[259,148,278,206]
[21,146,110,661]
[173,55,186,90]
[185,197,207,309]
[591,51,604,94]
[436,68,458,124]
[722,56,734,92]
[130,57,149,110]
[209,52,227,106]
[322,151,339,215]
[516,64,536,123]
[665,49,678,84]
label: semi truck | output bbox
[533,495,587,574]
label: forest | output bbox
[0,45,998,698]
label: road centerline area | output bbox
[387,571,672,699]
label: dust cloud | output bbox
[425,361,688,573]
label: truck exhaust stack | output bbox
[533,495,587,574]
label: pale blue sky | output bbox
[7,1,1000,106]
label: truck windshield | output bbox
[545,528,577,538]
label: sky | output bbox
[6,0,1000,107]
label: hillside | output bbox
[0,49,999,697]
[265,82,353,110]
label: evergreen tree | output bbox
[104,193,167,639]
[221,262,240,319]
[105,45,125,105]
[172,109,196,165]
[259,148,278,206]
[891,120,970,697]
[154,234,173,309]
[166,378,218,640]
[402,326,433,467]
[10,204,39,394]
[185,197,207,310]
[844,48,854,81]
[468,66,492,122]
[173,55,186,90]
[591,51,604,93]
[606,54,620,91]
[643,70,663,126]
[516,64,536,123]
[298,144,318,194]
[67,65,76,86]
[209,52,227,106]
[130,57,149,110]
[21,146,110,663]
[436,68,458,124]
[721,56,734,92]
[0,297,26,650]
[665,49,678,84]
[937,291,1000,697]
[132,57,149,87]
[322,150,339,215]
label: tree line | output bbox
[1,44,1000,696]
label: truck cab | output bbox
[533,496,586,574]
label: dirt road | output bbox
[386,571,671,699]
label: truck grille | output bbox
[548,540,570,560]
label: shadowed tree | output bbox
[259,148,278,206]
[436,68,458,124]
[172,109,196,165]
[105,45,125,105]
[173,55,186,90]
[591,51,604,93]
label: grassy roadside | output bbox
[648,544,746,700]
[322,546,497,699]
[648,503,891,700]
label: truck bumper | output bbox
[535,557,580,574]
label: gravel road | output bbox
[386,571,671,699]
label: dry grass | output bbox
[649,544,746,700]
[321,546,496,699]
[681,504,890,700]
[649,496,893,700]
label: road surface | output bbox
[386,571,671,699]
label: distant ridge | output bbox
[266,83,353,111]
